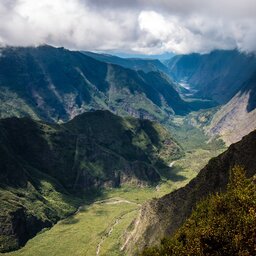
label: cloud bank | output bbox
[0,0,255,54]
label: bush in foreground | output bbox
[142,166,256,256]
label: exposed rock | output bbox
[166,50,256,104]
[124,129,256,254]
[207,72,256,145]
[0,45,190,122]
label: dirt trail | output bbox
[96,217,121,256]
[95,197,140,206]
[120,208,142,252]
[94,198,140,256]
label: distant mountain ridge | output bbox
[165,49,256,145]
[0,110,182,253]
[82,51,170,75]
[166,50,256,104]
[0,45,192,123]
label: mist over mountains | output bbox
[1,1,256,255]
[0,45,255,144]
[0,41,255,255]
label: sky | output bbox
[0,0,256,54]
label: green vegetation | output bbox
[2,145,225,256]
[0,45,191,123]
[0,110,184,253]
[164,112,226,184]
[0,88,40,120]
[124,129,256,254]
[5,200,138,256]
[0,107,227,254]
[167,112,225,151]
[141,166,256,256]
[0,108,227,255]
[0,172,81,253]
[0,45,255,256]
[2,180,193,256]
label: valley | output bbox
[0,45,255,256]
[2,1,256,256]
[5,195,139,256]
[2,127,225,256]
[125,129,256,254]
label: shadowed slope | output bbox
[0,110,182,253]
[166,50,256,104]
[124,129,256,254]
[0,45,190,122]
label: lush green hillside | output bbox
[0,110,182,253]
[1,45,254,256]
[141,166,256,256]
[0,45,191,123]
[123,129,256,254]
[166,50,256,104]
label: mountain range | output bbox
[82,51,170,75]
[166,50,256,104]
[0,110,181,253]
[165,49,256,144]
[0,44,256,255]
[0,45,193,124]
[1,46,255,146]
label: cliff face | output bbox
[124,129,256,254]
[207,72,256,145]
[0,110,181,253]
[0,45,190,123]
[166,50,256,104]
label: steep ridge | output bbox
[207,71,256,145]
[82,51,170,75]
[166,50,256,104]
[0,110,182,253]
[141,165,256,256]
[124,129,256,254]
[0,45,190,123]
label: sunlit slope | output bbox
[0,110,182,253]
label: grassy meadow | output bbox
[2,113,226,256]
[3,141,225,256]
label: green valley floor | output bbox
[3,145,225,256]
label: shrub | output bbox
[141,166,256,256]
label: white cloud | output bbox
[135,9,256,54]
[0,0,255,54]
[0,0,138,50]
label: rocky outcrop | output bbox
[166,50,256,104]
[0,208,52,253]
[207,72,256,145]
[124,129,256,254]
